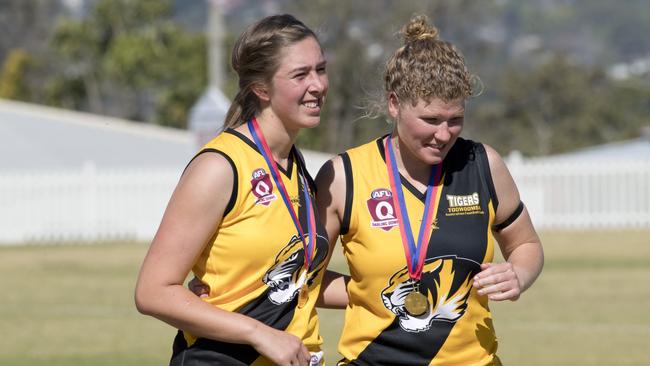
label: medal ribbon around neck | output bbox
[248,117,316,272]
[385,137,443,280]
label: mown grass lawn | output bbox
[1,230,648,365]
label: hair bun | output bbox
[402,15,439,44]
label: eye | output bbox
[317,66,327,74]
[449,117,464,125]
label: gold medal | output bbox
[384,138,442,318]
[404,291,428,316]
[297,284,309,308]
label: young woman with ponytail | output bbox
[135,14,330,366]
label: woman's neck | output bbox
[238,111,297,168]
[389,135,432,191]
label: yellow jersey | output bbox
[337,136,501,366]
[171,129,330,366]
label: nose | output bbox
[434,121,451,143]
[308,71,327,94]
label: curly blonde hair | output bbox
[385,15,474,105]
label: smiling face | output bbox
[388,94,465,166]
[259,36,328,132]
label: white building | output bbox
[0,99,331,244]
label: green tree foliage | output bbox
[3,0,648,155]
[286,0,649,155]
[288,0,506,153]
[148,25,207,127]
[47,0,206,127]
[468,55,650,156]
[0,49,34,101]
[42,75,87,110]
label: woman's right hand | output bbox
[187,277,309,364]
[188,276,210,298]
[250,325,311,366]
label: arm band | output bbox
[492,201,524,232]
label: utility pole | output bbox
[188,0,232,148]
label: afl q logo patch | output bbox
[251,168,277,206]
[366,188,398,231]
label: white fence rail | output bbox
[1,159,649,244]
[508,159,650,229]
[0,164,180,244]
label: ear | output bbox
[387,92,400,120]
[252,83,270,102]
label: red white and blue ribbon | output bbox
[385,137,442,280]
[248,117,316,271]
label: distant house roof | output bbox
[0,99,196,172]
[0,99,331,175]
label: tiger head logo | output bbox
[381,256,479,332]
[263,234,327,305]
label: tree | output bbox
[46,0,207,127]
[286,0,503,153]
[469,55,650,156]
[0,49,34,101]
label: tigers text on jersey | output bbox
[337,136,502,366]
[170,129,330,366]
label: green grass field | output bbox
[1,230,648,365]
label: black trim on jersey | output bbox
[225,128,258,150]
[345,321,455,366]
[213,150,238,217]
[225,128,295,178]
[171,288,298,365]
[492,201,524,232]
[401,177,427,202]
[183,148,238,217]
[475,143,499,211]
[296,147,332,267]
[293,147,317,194]
[171,331,253,365]
[375,136,431,203]
[340,152,353,236]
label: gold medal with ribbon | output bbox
[385,137,443,317]
[249,118,316,309]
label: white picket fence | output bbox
[0,159,649,244]
[507,158,650,229]
[0,163,180,244]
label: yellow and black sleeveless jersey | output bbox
[171,129,330,366]
[337,136,501,366]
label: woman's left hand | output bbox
[473,262,522,301]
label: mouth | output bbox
[301,97,323,111]
[425,143,445,151]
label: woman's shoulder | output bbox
[203,128,248,150]
[343,135,388,160]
